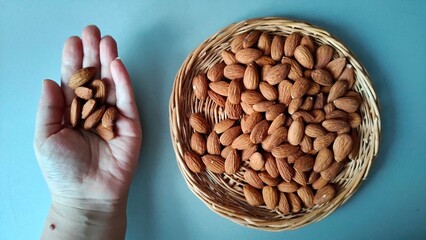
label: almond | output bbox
[235,48,262,64]
[84,105,106,130]
[313,132,336,151]
[305,124,327,138]
[242,144,258,161]
[277,181,299,193]
[192,74,208,100]
[262,186,279,209]
[271,144,299,158]
[249,152,265,171]
[345,91,362,103]
[314,148,333,172]
[244,168,264,189]
[276,158,294,182]
[308,171,320,184]
[207,90,226,108]
[219,125,242,146]
[282,57,303,81]
[271,35,284,61]
[68,67,96,89]
[300,135,313,153]
[315,45,333,69]
[338,65,356,89]
[225,100,242,120]
[257,31,271,55]
[207,131,221,155]
[261,64,272,80]
[294,154,314,172]
[326,57,346,79]
[258,171,280,186]
[322,119,350,133]
[189,113,210,134]
[311,69,334,86]
[324,102,336,114]
[231,133,253,150]
[89,79,107,104]
[227,79,243,104]
[264,152,280,178]
[294,45,314,69]
[214,119,236,134]
[225,149,241,175]
[221,50,238,65]
[243,185,264,206]
[223,64,246,79]
[201,154,225,174]
[287,192,302,213]
[328,80,349,103]
[314,185,336,205]
[191,132,206,155]
[241,90,265,104]
[75,87,93,100]
[252,101,274,112]
[312,176,329,190]
[262,127,288,151]
[241,112,263,133]
[231,33,247,53]
[243,30,261,48]
[184,150,204,173]
[320,161,342,181]
[268,113,286,134]
[288,97,303,114]
[81,98,96,119]
[294,170,308,186]
[301,35,316,53]
[240,102,254,115]
[297,186,314,208]
[221,145,234,159]
[243,64,259,90]
[288,148,304,164]
[259,82,278,101]
[277,80,293,105]
[291,77,311,99]
[326,110,348,121]
[284,32,302,57]
[255,56,276,67]
[348,112,362,128]
[288,117,304,145]
[265,103,286,121]
[311,109,326,123]
[264,64,290,85]
[209,81,229,96]
[101,106,118,127]
[307,81,321,95]
[349,130,360,160]
[70,97,81,127]
[300,96,314,111]
[250,120,270,144]
[278,193,291,214]
[313,93,325,109]
[333,97,360,113]
[291,110,314,123]
[95,124,114,141]
[333,133,353,161]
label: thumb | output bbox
[35,80,65,141]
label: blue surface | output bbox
[1,0,425,239]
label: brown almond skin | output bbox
[231,33,248,53]
[278,193,291,214]
[224,100,242,120]
[314,185,336,205]
[213,119,236,134]
[288,117,304,146]
[231,133,253,150]
[348,112,362,128]
[259,82,278,101]
[321,161,343,181]
[228,79,243,104]
[338,66,356,89]
[221,50,238,65]
[235,48,262,64]
[301,35,316,53]
[334,97,360,113]
[68,67,96,89]
[264,152,280,178]
[311,69,334,86]
[297,186,314,208]
[75,87,93,100]
[291,77,311,98]
[277,181,299,193]
[314,148,334,172]
[201,155,225,174]
[328,80,349,102]
[287,192,302,213]
[249,152,265,171]
[264,64,290,85]
[95,124,114,141]
[243,64,259,90]
[84,106,106,130]
[207,131,221,155]
[271,35,284,61]
[90,79,107,104]
[314,133,337,151]
[315,45,333,69]
[208,90,226,108]
[294,45,314,69]
[70,97,81,128]
[209,81,229,96]
[305,124,327,138]
[263,186,279,210]
[244,168,264,189]
[241,90,265,104]
[268,114,286,135]
[207,62,225,82]
[272,144,299,158]
[241,112,263,134]
[101,106,118,127]
[276,158,294,182]
[241,144,258,161]
[294,154,314,172]
[257,31,271,55]
[81,98,96,120]
[225,149,241,175]
[243,185,264,206]
[190,132,206,155]
[262,127,288,151]
[184,150,204,173]
[220,126,242,146]
[192,74,208,100]
[243,30,262,48]
[224,64,246,79]
[258,171,280,186]
[284,32,302,57]
[333,133,354,161]
[250,120,270,144]
[322,119,350,133]
[189,113,210,134]
[278,80,293,105]
[293,170,308,186]
[265,103,286,121]
[326,57,346,79]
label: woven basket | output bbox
[169,17,381,231]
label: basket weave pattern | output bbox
[169,17,380,231]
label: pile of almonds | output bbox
[68,67,117,140]
[184,30,362,214]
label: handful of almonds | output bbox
[185,30,362,213]
[68,67,117,140]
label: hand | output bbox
[34,25,142,239]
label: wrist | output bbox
[41,198,127,240]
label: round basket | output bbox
[169,17,381,231]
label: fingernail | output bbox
[115,57,121,60]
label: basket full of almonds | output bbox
[169,17,380,231]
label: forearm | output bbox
[41,200,127,240]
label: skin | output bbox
[34,25,142,240]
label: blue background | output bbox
[1,0,425,239]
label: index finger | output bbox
[60,36,83,107]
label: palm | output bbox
[35,26,141,205]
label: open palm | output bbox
[34,26,142,209]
